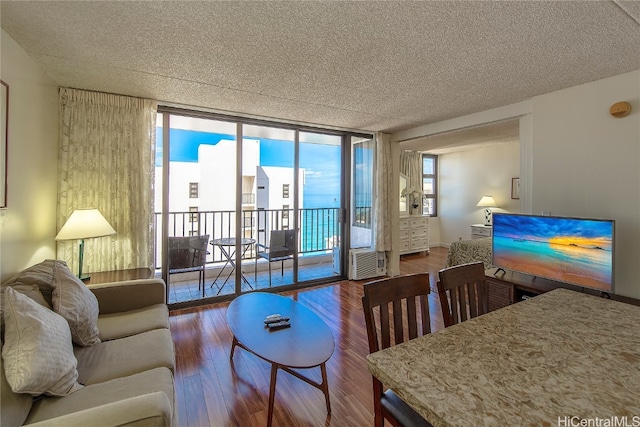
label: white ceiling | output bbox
[400,119,520,154]
[2,1,640,134]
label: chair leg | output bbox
[373,378,384,427]
[200,268,205,298]
[281,260,284,276]
[268,263,272,287]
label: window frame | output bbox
[422,154,438,217]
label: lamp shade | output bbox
[476,196,497,208]
[55,208,116,241]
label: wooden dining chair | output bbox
[362,273,433,427]
[437,261,488,328]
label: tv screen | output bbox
[492,213,614,293]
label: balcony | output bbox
[155,207,360,304]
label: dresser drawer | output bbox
[473,227,491,237]
[410,217,429,228]
[471,225,492,239]
[411,228,428,238]
[399,218,410,229]
[410,238,428,250]
[399,240,410,252]
[399,229,410,239]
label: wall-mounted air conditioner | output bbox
[349,249,386,280]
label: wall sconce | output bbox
[476,196,497,226]
[55,208,116,280]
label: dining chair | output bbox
[255,229,296,287]
[168,235,209,297]
[437,261,488,327]
[361,273,433,427]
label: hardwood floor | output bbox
[169,247,449,427]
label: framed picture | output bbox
[0,80,7,209]
[511,177,520,200]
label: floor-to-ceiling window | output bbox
[155,108,368,307]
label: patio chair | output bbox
[255,229,296,287]
[168,235,209,297]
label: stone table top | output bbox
[367,288,640,427]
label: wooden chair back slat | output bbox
[362,273,431,352]
[420,295,431,335]
[437,262,488,328]
[392,300,404,344]
[379,302,391,351]
[406,295,418,340]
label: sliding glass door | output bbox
[156,109,357,306]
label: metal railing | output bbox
[154,207,341,269]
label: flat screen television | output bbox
[492,213,614,293]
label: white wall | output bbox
[438,142,520,244]
[0,30,59,280]
[531,70,640,299]
[394,69,639,299]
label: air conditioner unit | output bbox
[349,249,386,280]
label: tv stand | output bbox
[485,268,638,311]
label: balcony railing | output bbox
[241,193,255,204]
[153,208,342,269]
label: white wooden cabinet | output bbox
[399,216,430,255]
[471,224,492,239]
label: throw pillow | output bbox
[1,259,56,306]
[1,283,52,339]
[2,287,84,396]
[52,260,101,347]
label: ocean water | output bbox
[301,194,340,252]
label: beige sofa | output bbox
[1,260,176,426]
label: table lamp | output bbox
[476,196,497,226]
[55,208,116,280]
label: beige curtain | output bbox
[375,132,393,252]
[57,88,157,273]
[400,150,423,191]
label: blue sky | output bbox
[156,128,341,207]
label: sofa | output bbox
[1,260,176,426]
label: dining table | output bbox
[366,288,640,427]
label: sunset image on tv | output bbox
[492,214,614,292]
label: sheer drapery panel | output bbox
[400,150,423,192]
[57,88,157,273]
[375,132,392,252]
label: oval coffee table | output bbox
[226,292,335,427]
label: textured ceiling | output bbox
[2,1,640,134]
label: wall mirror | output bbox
[399,173,408,215]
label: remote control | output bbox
[268,320,291,329]
[264,316,290,325]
